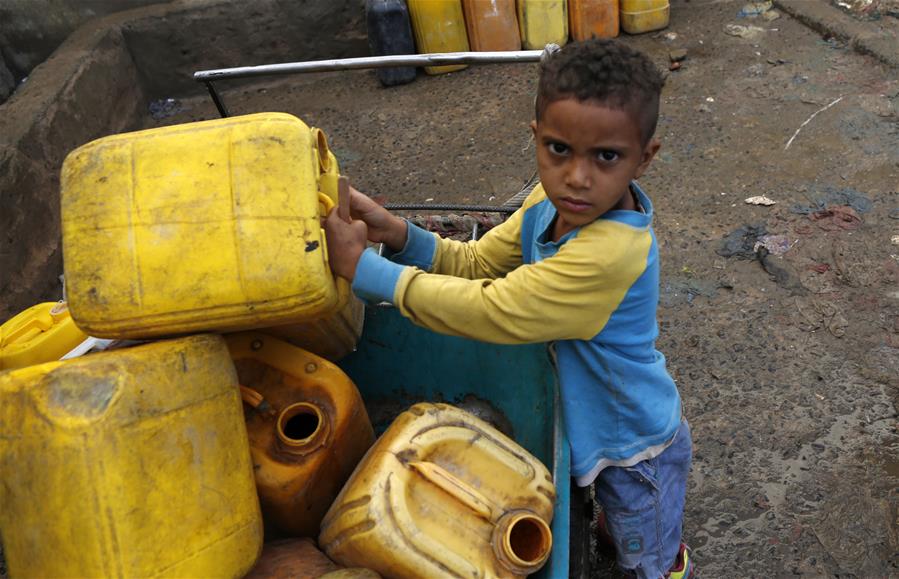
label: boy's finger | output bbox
[349,187,380,216]
[337,176,352,223]
[323,206,342,228]
[350,219,368,237]
[325,207,367,241]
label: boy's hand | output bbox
[349,186,408,252]
[324,208,368,282]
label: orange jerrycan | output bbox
[570,0,620,39]
[517,0,569,50]
[246,538,338,578]
[408,0,470,74]
[61,113,358,347]
[319,403,556,578]
[0,301,88,370]
[0,335,263,578]
[462,0,521,51]
[227,332,375,537]
[246,538,381,579]
[620,0,669,33]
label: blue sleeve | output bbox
[383,220,437,271]
[351,248,407,305]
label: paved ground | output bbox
[2,0,897,576]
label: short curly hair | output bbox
[536,39,665,145]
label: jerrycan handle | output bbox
[316,177,351,221]
[408,461,497,521]
[318,192,335,217]
[1,308,54,347]
[317,183,355,309]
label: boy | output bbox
[325,39,693,579]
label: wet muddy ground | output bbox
[143,1,899,576]
[3,0,897,576]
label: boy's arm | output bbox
[383,188,547,280]
[386,209,524,280]
[352,222,652,344]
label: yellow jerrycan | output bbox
[266,280,365,361]
[0,335,263,578]
[264,143,363,362]
[570,0,620,39]
[319,403,556,578]
[0,301,88,370]
[408,0,470,74]
[462,0,522,51]
[61,112,357,347]
[517,0,569,50]
[228,332,375,537]
[620,0,669,33]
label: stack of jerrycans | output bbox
[0,112,374,578]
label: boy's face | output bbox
[530,98,660,238]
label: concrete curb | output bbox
[774,0,899,68]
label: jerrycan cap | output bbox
[276,402,330,455]
[49,301,70,318]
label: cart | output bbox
[339,305,592,578]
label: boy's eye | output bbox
[548,142,569,156]
[597,150,619,162]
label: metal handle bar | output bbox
[191,49,556,214]
[193,48,557,117]
[194,50,544,83]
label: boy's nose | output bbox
[565,158,591,190]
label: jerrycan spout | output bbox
[276,402,330,454]
[493,511,553,575]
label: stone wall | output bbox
[0,0,164,87]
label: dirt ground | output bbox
[153,1,898,576]
[2,0,897,576]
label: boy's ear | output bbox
[634,138,661,179]
[529,120,538,136]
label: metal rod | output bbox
[194,50,543,82]
[204,81,229,118]
[383,203,519,214]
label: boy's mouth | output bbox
[559,197,592,213]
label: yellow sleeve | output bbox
[392,220,652,344]
[427,188,546,280]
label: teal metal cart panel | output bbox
[338,305,571,579]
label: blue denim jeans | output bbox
[594,419,693,578]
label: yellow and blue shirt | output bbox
[352,182,683,486]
